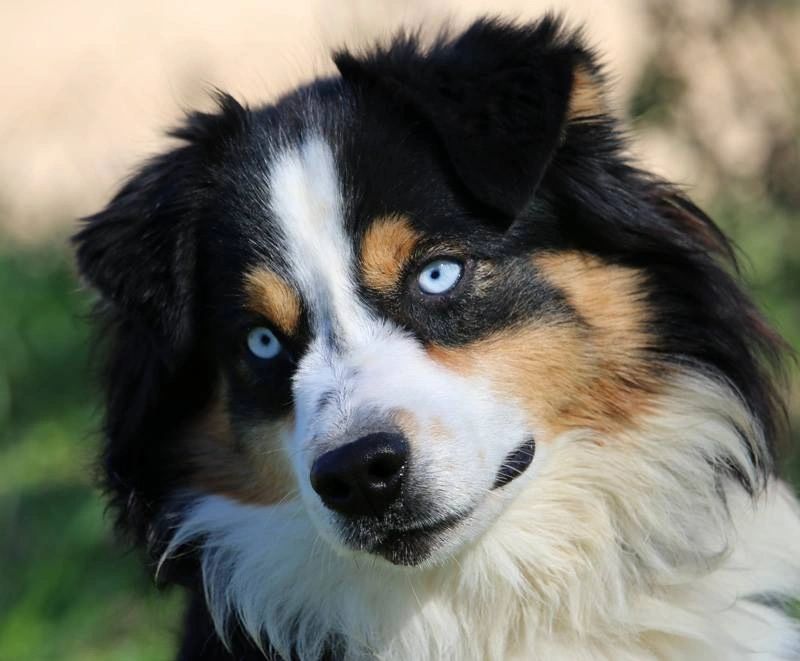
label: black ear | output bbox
[72,94,247,548]
[74,147,200,347]
[73,93,247,347]
[334,16,598,219]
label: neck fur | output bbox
[165,375,800,660]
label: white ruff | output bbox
[165,374,800,660]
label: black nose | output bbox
[310,432,408,517]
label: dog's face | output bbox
[191,111,664,565]
[74,16,782,657]
[196,132,572,566]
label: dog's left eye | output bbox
[417,259,463,295]
[247,327,282,360]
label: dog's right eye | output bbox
[247,327,282,360]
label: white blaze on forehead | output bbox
[267,135,369,341]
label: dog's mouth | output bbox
[492,438,536,490]
[369,509,473,565]
[337,438,536,566]
[341,508,473,566]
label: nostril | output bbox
[367,452,405,482]
[310,432,409,517]
[314,475,351,502]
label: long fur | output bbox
[73,15,800,661]
[165,374,800,660]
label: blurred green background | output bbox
[0,2,797,660]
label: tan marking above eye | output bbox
[427,252,661,438]
[567,64,606,120]
[244,269,301,336]
[360,214,421,293]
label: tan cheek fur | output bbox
[183,389,297,505]
[428,252,660,438]
[244,269,301,336]
[360,214,420,293]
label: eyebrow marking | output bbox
[360,214,421,293]
[244,268,302,336]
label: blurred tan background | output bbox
[2,0,799,241]
[1,1,798,659]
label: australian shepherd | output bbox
[73,16,800,660]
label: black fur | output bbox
[73,97,247,562]
[73,16,788,659]
[334,17,590,219]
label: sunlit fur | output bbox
[74,15,800,661]
[161,374,800,660]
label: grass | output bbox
[0,246,181,661]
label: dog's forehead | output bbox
[213,94,489,337]
[263,132,368,339]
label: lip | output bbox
[387,508,471,537]
[492,438,536,489]
[366,509,473,565]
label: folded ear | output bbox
[334,16,602,219]
[72,95,248,547]
[74,148,200,348]
[73,94,247,348]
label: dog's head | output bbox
[74,15,786,656]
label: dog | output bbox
[73,15,800,660]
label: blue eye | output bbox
[418,259,463,295]
[247,327,282,360]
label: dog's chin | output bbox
[372,514,472,566]
[336,510,476,567]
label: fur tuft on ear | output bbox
[334,16,599,219]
